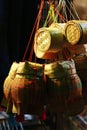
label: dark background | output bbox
[0,0,40,102]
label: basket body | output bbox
[44,59,84,115]
[11,61,46,115]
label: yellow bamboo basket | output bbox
[3,62,18,100]
[34,23,67,58]
[11,61,46,115]
[65,20,87,45]
[3,62,18,113]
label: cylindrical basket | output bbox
[34,23,67,58]
[65,20,87,45]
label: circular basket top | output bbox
[34,27,51,58]
[65,21,82,45]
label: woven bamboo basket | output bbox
[3,62,18,113]
[44,59,84,116]
[3,62,18,100]
[11,61,46,115]
[34,23,67,58]
[65,20,87,45]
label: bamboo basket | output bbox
[65,20,87,45]
[34,23,67,58]
[11,61,46,115]
[3,62,18,113]
[44,59,84,116]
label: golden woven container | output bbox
[3,62,18,102]
[3,62,18,113]
[34,23,67,58]
[65,20,87,45]
[11,61,46,115]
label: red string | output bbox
[22,0,44,62]
[22,14,38,61]
[28,0,45,62]
[54,7,68,22]
[48,0,67,23]
[62,47,71,60]
[35,0,44,32]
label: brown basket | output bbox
[44,59,84,115]
[11,61,46,115]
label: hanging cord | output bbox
[43,8,50,27]
[34,0,45,64]
[65,0,76,20]
[54,1,68,22]
[29,0,45,62]
[43,3,56,27]
[65,0,80,20]
[35,0,45,32]
[44,0,63,27]
[48,0,67,23]
[71,0,80,20]
[54,0,80,22]
[62,0,68,21]
[48,2,57,24]
[22,0,44,62]
[54,0,68,22]
[61,46,72,61]
[22,14,38,61]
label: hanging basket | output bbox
[64,20,87,45]
[3,61,18,102]
[3,62,18,113]
[44,59,84,115]
[11,61,46,115]
[34,23,67,58]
